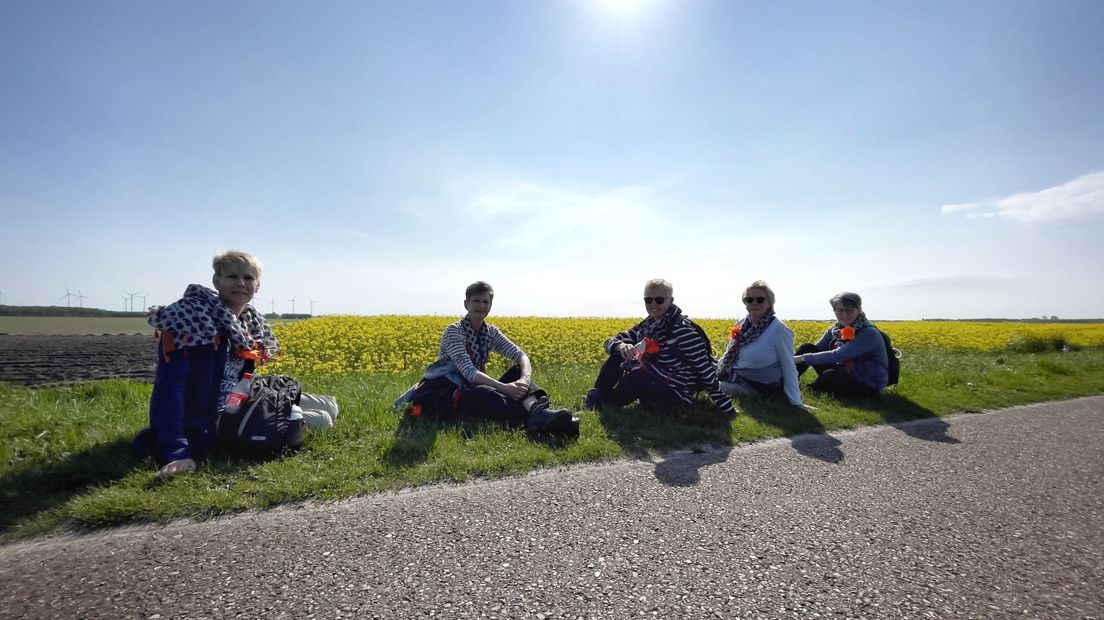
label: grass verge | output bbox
[3,347,1104,541]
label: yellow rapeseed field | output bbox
[266,316,1104,376]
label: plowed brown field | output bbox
[0,335,157,386]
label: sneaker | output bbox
[157,458,196,478]
[583,388,604,410]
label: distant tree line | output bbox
[0,305,145,318]
[1,306,316,320]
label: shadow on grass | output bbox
[380,411,580,469]
[381,412,444,468]
[0,438,147,538]
[596,402,735,457]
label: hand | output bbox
[500,381,529,400]
[618,343,635,361]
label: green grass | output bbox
[3,347,1104,541]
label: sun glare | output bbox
[596,0,653,18]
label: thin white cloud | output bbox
[941,170,1104,223]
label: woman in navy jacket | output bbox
[794,291,889,397]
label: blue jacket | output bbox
[803,325,889,391]
[143,339,253,465]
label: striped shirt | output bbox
[436,320,526,384]
[605,314,734,414]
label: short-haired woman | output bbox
[136,250,338,477]
[715,280,807,409]
[794,291,889,397]
[397,281,578,435]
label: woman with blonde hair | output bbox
[135,250,338,478]
[715,280,807,409]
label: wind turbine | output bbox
[308,298,315,316]
[121,294,129,311]
[288,296,296,314]
[137,293,148,311]
[75,291,88,308]
[270,297,276,314]
[60,287,75,308]
[122,290,138,312]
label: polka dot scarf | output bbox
[148,284,278,362]
[460,315,492,371]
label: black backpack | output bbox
[218,375,305,457]
[880,330,902,386]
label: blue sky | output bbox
[2,0,1102,320]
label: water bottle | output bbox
[224,372,253,414]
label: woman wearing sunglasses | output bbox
[583,279,735,415]
[793,291,889,397]
[715,280,808,409]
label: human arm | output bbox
[680,325,735,415]
[797,327,882,366]
[793,327,834,365]
[444,325,532,400]
[605,323,644,360]
[774,324,808,408]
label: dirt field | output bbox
[0,335,157,386]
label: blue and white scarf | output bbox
[716,313,775,380]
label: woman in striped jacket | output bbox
[584,279,735,415]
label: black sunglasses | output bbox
[743,296,767,304]
[643,296,668,305]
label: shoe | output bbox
[583,388,603,410]
[157,458,196,478]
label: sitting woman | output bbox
[715,280,807,409]
[396,281,578,435]
[136,250,338,478]
[794,291,889,397]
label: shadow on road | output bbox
[654,447,733,487]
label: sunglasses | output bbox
[643,296,668,305]
[743,296,768,304]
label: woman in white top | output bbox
[715,280,808,409]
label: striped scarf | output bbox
[633,304,682,342]
[716,313,775,381]
[461,315,493,371]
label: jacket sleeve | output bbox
[775,325,804,406]
[604,324,641,354]
[802,328,881,365]
[682,327,734,414]
[149,345,192,465]
[489,326,526,366]
[440,324,481,383]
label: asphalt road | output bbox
[2,397,1102,619]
